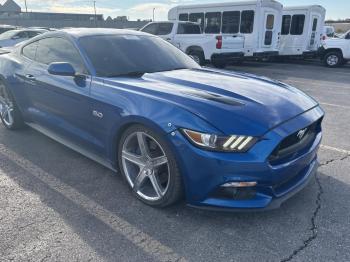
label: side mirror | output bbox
[48,62,76,76]
[346,34,350,40]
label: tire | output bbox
[0,81,24,130]
[187,50,205,66]
[118,124,184,207]
[323,51,343,68]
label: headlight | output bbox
[181,129,258,152]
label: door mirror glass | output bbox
[48,62,76,76]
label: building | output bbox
[0,0,21,13]
[0,0,103,21]
[0,0,147,29]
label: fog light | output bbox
[221,181,257,188]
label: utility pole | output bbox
[153,8,155,22]
[93,1,97,27]
[24,0,28,13]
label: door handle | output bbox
[25,74,36,80]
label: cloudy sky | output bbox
[8,0,349,20]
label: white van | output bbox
[279,5,326,57]
[168,0,283,59]
[140,21,245,67]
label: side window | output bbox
[36,38,87,74]
[177,23,201,34]
[312,18,318,31]
[290,15,305,35]
[157,23,173,35]
[189,13,204,31]
[240,10,255,34]
[281,15,291,35]
[179,13,189,21]
[16,31,28,39]
[222,11,240,34]
[22,41,38,60]
[266,15,274,30]
[141,23,158,35]
[27,31,41,38]
[205,12,221,34]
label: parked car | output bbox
[0,28,324,210]
[0,24,18,34]
[319,30,350,67]
[168,0,283,60]
[279,5,326,58]
[0,28,47,48]
[140,20,244,67]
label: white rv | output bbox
[279,5,326,57]
[168,0,283,59]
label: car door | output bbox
[23,37,101,154]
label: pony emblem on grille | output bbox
[297,128,308,140]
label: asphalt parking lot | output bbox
[0,61,349,262]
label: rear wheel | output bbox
[323,51,343,67]
[0,81,23,130]
[118,125,183,207]
[187,50,205,66]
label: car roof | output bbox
[51,28,150,39]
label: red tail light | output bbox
[216,35,222,49]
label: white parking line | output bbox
[0,143,187,262]
[319,102,350,110]
[321,145,350,155]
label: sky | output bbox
[7,0,350,21]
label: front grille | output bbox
[269,118,323,165]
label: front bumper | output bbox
[169,106,324,211]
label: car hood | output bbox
[104,68,318,136]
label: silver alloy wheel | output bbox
[121,131,170,201]
[0,83,14,126]
[327,55,339,66]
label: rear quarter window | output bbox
[22,41,38,60]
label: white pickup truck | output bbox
[140,21,245,68]
[319,30,350,67]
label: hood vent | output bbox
[180,89,244,107]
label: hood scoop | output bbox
[179,89,244,107]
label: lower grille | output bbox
[269,118,323,165]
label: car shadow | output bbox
[0,126,347,261]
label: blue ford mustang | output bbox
[0,29,324,210]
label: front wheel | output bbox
[323,52,343,67]
[0,81,23,130]
[118,125,183,207]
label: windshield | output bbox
[79,34,200,77]
[0,30,18,40]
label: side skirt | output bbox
[26,122,117,173]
